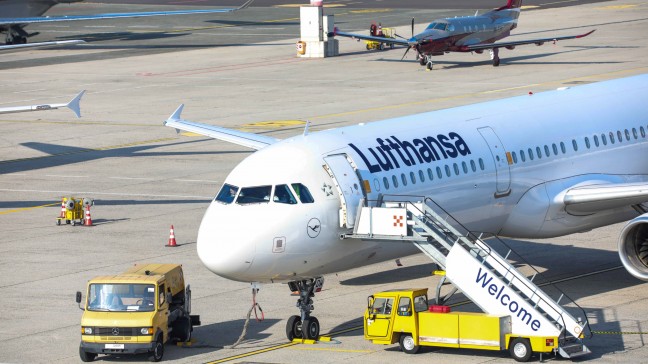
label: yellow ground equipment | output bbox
[76,263,200,362]
[56,197,89,226]
[365,27,395,50]
[364,288,561,362]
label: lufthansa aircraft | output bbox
[165,74,647,340]
[0,0,252,48]
[332,0,594,70]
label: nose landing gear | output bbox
[285,277,324,341]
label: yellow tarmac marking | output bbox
[275,3,346,7]
[240,120,306,128]
[520,5,540,9]
[205,342,298,364]
[596,4,641,9]
[180,132,204,137]
[349,9,392,13]
[290,346,372,353]
[0,203,58,215]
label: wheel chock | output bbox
[291,336,332,344]
[176,338,197,347]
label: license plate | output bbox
[105,344,124,349]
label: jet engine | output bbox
[618,214,648,280]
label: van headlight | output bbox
[140,327,153,335]
[82,327,93,335]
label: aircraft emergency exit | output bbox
[332,0,594,70]
[164,74,648,342]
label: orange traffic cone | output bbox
[166,225,177,247]
[84,205,93,226]
[59,199,66,218]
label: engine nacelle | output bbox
[618,214,648,280]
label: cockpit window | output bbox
[274,184,297,204]
[425,22,438,30]
[434,23,447,31]
[215,183,239,204]
[236,186,272,204]
[291,183,314,204]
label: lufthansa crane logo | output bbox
[307,218,321,238]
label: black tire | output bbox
[426,62,433,70]
[302,317,320,340]
[286,315,302,341]
[399,334,420,354]
[79,346,96,362]
[366,44,371,50]
[493,57,501,67]
[419,57,426,66]
[148,335,164,362]
[510,337,532,362]
[56,220,61,226]
[174,317,192,342]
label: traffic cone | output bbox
[166,225,177,247]
[59,199,66,218]
[84,205,93,226]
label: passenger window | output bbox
[585,137,590,149]
[572,139,578,151]
[401,173,408,186]
[410,171,417,184]
[593,135,599,147]
[625,129,631,141]
[470,160,477,171]
[398,297,412,316]
[536,147,542,159]
[436,166,443,179]
[291,183,314,203]
[560,142,566,154]
[445,165,451,177]
[427,168,434,180]
[158,284,166,307]
[383,177,390,190]
[236,185,272,204]
[609,132,615,144]
[418,170,425,183]
[371,297,393,315]
[528,148,534,160]
[601,133,607,145]
[478,158,485,170]
[392,175,399,188]
[511,152,517,163]
[520,150,526,162]
[414,295,428,312]
[215,183,239,204]
[552,143,558,155]
[462,161,468,173]
[641,126,646,138]
[274,184,297,204]
[632,128,638,139]
[544,145,550,157]
[617,130,623,142]
[453,163,459,176]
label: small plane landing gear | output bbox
[286,277,324,341]
[490,48,501,67]
[426,61,434,70]
[418,55,426,66]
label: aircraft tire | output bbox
[426,62,433,70]
[302,317,320,340]
[493,57,500,67]
[286,315,302,341]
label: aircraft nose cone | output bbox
[196,202,255,281]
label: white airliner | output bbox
[165,74,648,341]
[0,90,84,117]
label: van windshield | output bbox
[88,284,155,312]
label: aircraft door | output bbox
[478,127,511,197]
[323,154,365,228]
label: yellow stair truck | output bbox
[365,288,564,362]
[75,264,200,362]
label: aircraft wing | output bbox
[0,90,84,118]
[0,0,253,25]
[564,181,648,215]
[0,39,85,51]
[465,30,595,51]
[164,105,279,151]
[331,29,409,47]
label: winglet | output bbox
[167,104,184,123]
[234,0,254,11]
[576,29,596,38]
[66,90,85,118]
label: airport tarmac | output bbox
[1,0,648,363]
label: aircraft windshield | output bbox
[237,185,272,204]
[292,183,314,203]
[425,22,438,30]
[87,283,155,312]
[274,184,297,204]
[215,183,239,204]
[434,23,447,30]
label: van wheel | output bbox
[175,317,192,342]
[148,336,164,362]
[510,338,532,362]
[399,334,420,354]
[79,346,96,362]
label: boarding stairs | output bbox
[343,196,591,359]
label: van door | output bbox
[323,154,366,228]
[365,296,394,339]
[478,127,511,197]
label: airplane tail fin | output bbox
[496,0,523,10]
[66,90,85,118]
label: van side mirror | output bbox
[367,295,374,310]
[76,291,84,311]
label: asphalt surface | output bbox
[1,0,647,363]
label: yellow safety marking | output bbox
[292,338,317,344]
[204,342,298,363]
[180,132,204,137]
[275,3,346,7]
[483,84,540,94]
[0,202,58,215]
[433,270,446,276]
[240,120,306,129]
[506,151,513,165]
[596,4,641,9]
[349,9,392,13]
[592,330,648,335]
[521,5,540,9]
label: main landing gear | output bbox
[490,48,501,67]
[285,277,324,341]
[418,54,434,70]
[4,25,34,45]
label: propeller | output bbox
[400,18,416,61]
